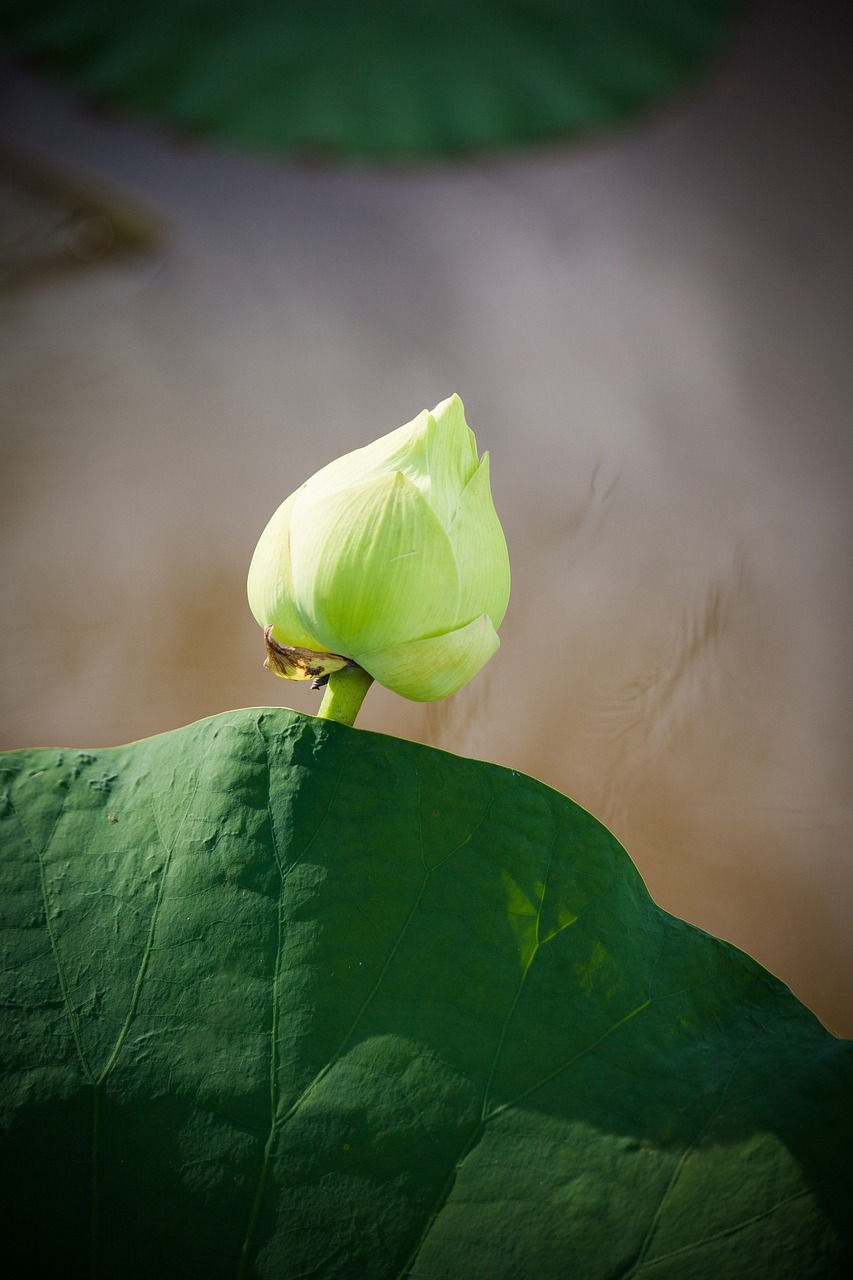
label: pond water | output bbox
[1,4,851,1033]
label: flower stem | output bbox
[316,665,374,727]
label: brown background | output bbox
[2,2,851,1033]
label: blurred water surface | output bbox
[1,2,851,1032]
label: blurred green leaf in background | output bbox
[0,0,742,159]
[1,707,850,1277]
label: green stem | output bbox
[316,665,374,727]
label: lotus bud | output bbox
[247,395,510,702]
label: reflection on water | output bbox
[1,5,852,1035]
[595,546,747,833]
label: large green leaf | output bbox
[1,707,850,1277]
[0,0,741,158]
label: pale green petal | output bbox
[446,452,511,629]
[246,488,327,651]
[429,394,479,472]
[356,614,500,701]
[289,471,460,655]
[295,397,478,525]
[423,394,480,526]
[301,410,433,501]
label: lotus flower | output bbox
[247,395,510,702]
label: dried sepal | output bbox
[263,625,352,681]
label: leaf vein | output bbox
[3,785,94,1084]
[622,1015,780,1278]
